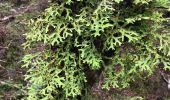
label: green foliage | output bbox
[23,0,170,99]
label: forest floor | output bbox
[0,1,170,100]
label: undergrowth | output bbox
[23,0,170,99]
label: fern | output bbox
[23,0,170,99]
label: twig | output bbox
[0,65,5,69]
[0,0,50,23]
[160,71,169,83]
[0,0,52,23]
[0,59,6,62]
[0,46,8,49]
[0,4,36,23]
[0,14,15,21]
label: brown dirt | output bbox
[90,68,170,100]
